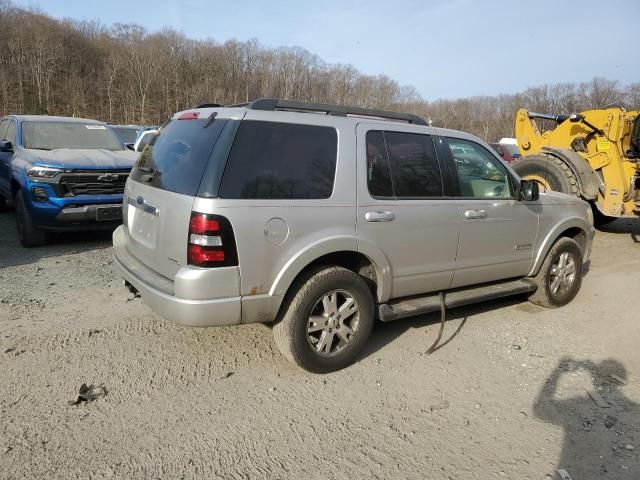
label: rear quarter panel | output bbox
[191,111,359,323]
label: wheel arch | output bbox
[268,236,392,304]
[529,219,592,276]
[540,147,600,200]
[11,177,21,196]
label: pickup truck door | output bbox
[439,135,540,288]
[0,119,13,199]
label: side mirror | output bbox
[520,180,540,201]
[125,143,135,151]
[569,114,584,123]
[0,140,13,152]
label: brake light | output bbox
[187,212,238,267]
[189,215,220,235]
[178,111,200,120]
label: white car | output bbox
[133,129,158,152]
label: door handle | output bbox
[365,211,395,222]
[464,209,487,219]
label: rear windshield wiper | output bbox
[203,112,218,129]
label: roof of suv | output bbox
[172,98,429,127]
[5,115,105,124]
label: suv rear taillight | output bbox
[187,212,238,267]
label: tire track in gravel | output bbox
[2,212,640,479]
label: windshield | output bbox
[110,126,140,144]
[22,122,124,151]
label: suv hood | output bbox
[539,190,587,205]
[22,148,138,170]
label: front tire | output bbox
[273,266,374,373]
[14,191,46,247]
[529,237,583,308]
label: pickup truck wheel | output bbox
[14,191,46,247]
[273,266,374,373]
[529,237,583,308]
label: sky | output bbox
[12,0,640,101]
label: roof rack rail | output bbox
[245,98,428,126]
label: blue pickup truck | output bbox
[0,115,138,246]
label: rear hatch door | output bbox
[123,112,235,279]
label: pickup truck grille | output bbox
[59,171,129,197]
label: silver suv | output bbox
[113,99,595,372]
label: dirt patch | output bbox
[1,211,639,479]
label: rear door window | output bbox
[366,131,393,197]
[219,121,337,199]
[0,120,9,141]
[131,117,228,196]
[5,120,16,145]
[366,130,443,198]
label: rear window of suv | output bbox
[219,120,337,199]
[131,117,228,195]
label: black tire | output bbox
[512,154,580,196]
[273,266,374,373]
[14,191,46,247]
[529,237,583,308]
[0,194,7,211]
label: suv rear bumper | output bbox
[112,226,241,327]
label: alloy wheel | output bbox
[306,289,360,356]
[549,251,577,296]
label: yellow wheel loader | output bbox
[512,107,640,224]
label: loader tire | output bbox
[512,154,580,197]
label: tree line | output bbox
[0,1,638,141]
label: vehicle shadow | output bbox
[0,211,114,269]
[598,218,640,243]
[359,295,528,361]
[533,357,640,479]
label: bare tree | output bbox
[0,0,634,142]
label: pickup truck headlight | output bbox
[25,165,62,178]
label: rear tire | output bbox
[529,237,583,308]
[273,266,374,373]
[512,154,579,196]
[14,191,46,247]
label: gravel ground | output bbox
[1,211,639,480]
